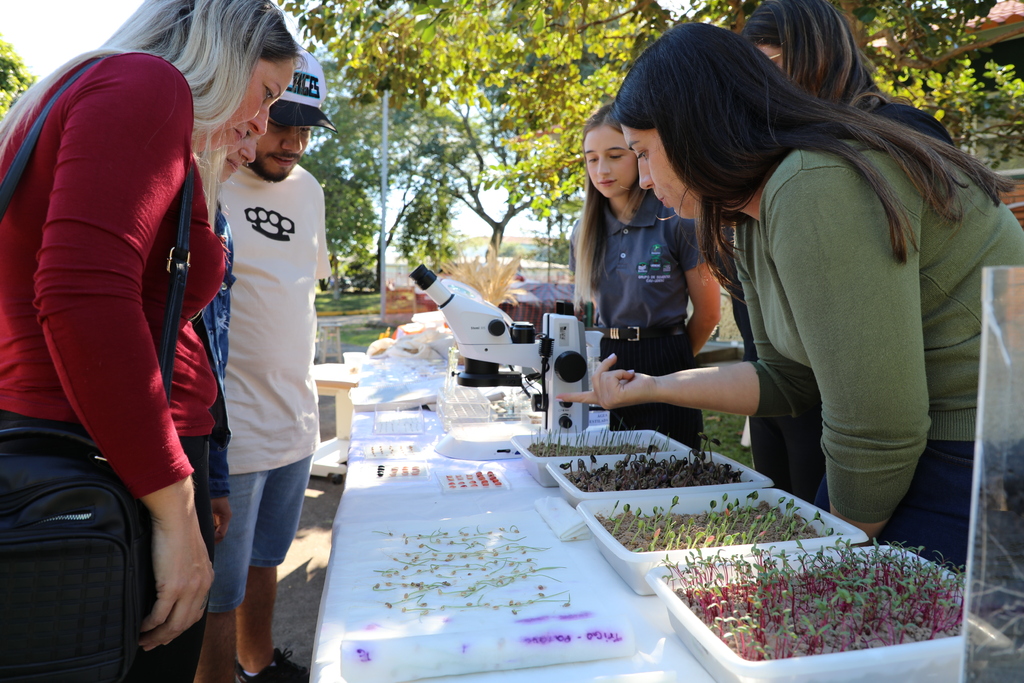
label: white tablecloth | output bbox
[311,359,713,683]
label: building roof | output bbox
[970,1,1024,31]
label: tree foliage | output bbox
[300,55,464,287]
[282,0,668,247]
[283,0,1024,251]
[0,34,35,119]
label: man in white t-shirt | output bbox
[195,49,334,683]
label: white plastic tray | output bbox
[546,451,773,508]
[437,469,511,493]
[645,550,964,683]
[511,429,688,487]
[373,405,425,434]
[362,442,425,460]
[577,489,867,595]
[371,461,430,482]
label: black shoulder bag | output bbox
[0,59,194,683]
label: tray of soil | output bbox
[646,544,964,683]
[577,489,866,595]
[545,438,772,508]
[511,428,688,487]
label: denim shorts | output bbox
[208,454,314,612]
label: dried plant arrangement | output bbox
[370,525,571,617]
[440,245,526,306]
[597,491,830,553]
[559,433,743,493]
[664,543,964,661]
[341,518,639,683]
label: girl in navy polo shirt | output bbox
[570,104,721,448]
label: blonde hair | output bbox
[573,103,646,311]
[0,0,298,218]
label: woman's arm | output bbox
[831,505,888,544]
[34,56,201,497]
[683,262,721,355]
[756,155,930,524]
[138,477,214,650]
[560,353,761,415]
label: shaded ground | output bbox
[271,471,342,670]
[269,392,345,671]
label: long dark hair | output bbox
[742,0,885,110]
[574,104,646,309]
[612,22,1011,280]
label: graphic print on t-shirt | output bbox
[244,206,295,242]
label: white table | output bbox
[310,359,714,683]
[310,363,360,480]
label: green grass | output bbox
[315,291,380,316]
[338,326,389,348]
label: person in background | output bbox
[0,0,298,679]
[196,48,334,683]
[562,22,1024,568]
[743,0,953,144]
[571,103,720,449]
[204,131,259,544]
[716,0,956,502]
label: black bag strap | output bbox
[0,60,102,213]
[160,165,194,398]
[0,56,193,403]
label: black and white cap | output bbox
[269,48,336,132]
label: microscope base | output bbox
[433,423,535,461]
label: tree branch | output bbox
[573,0,654,33]
[867,21,1024,71]
[454,103,490,174]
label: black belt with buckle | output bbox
[592,324,687,341]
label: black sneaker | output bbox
[235,648,309,683]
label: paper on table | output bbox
[342,612,633,683]
[350,377,444,411]
[335,513,635,683]
[535,496,591,541]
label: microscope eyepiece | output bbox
[410,264,436,290]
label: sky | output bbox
[0,0,536,243]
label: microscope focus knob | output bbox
[554,350,587,384]
[558,415,573,429]
[487,319,507,336]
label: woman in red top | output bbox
[0,0,298,679]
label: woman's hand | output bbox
[557,353,659,409]
[831,505,888,545]
[138,476,213,650]
[560,356,761,416]
[211,496,232,544]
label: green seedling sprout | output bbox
[661,543,964,661]
[369,525,574,618]
[596,491,835,553]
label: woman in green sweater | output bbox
[561,22,1024,567]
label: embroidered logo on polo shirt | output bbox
[638,243,673,283]
[244,206,295,242]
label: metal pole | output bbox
[379,91,389,321]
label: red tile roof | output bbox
[1001,182,1024,228]
[971,1,1024,31]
